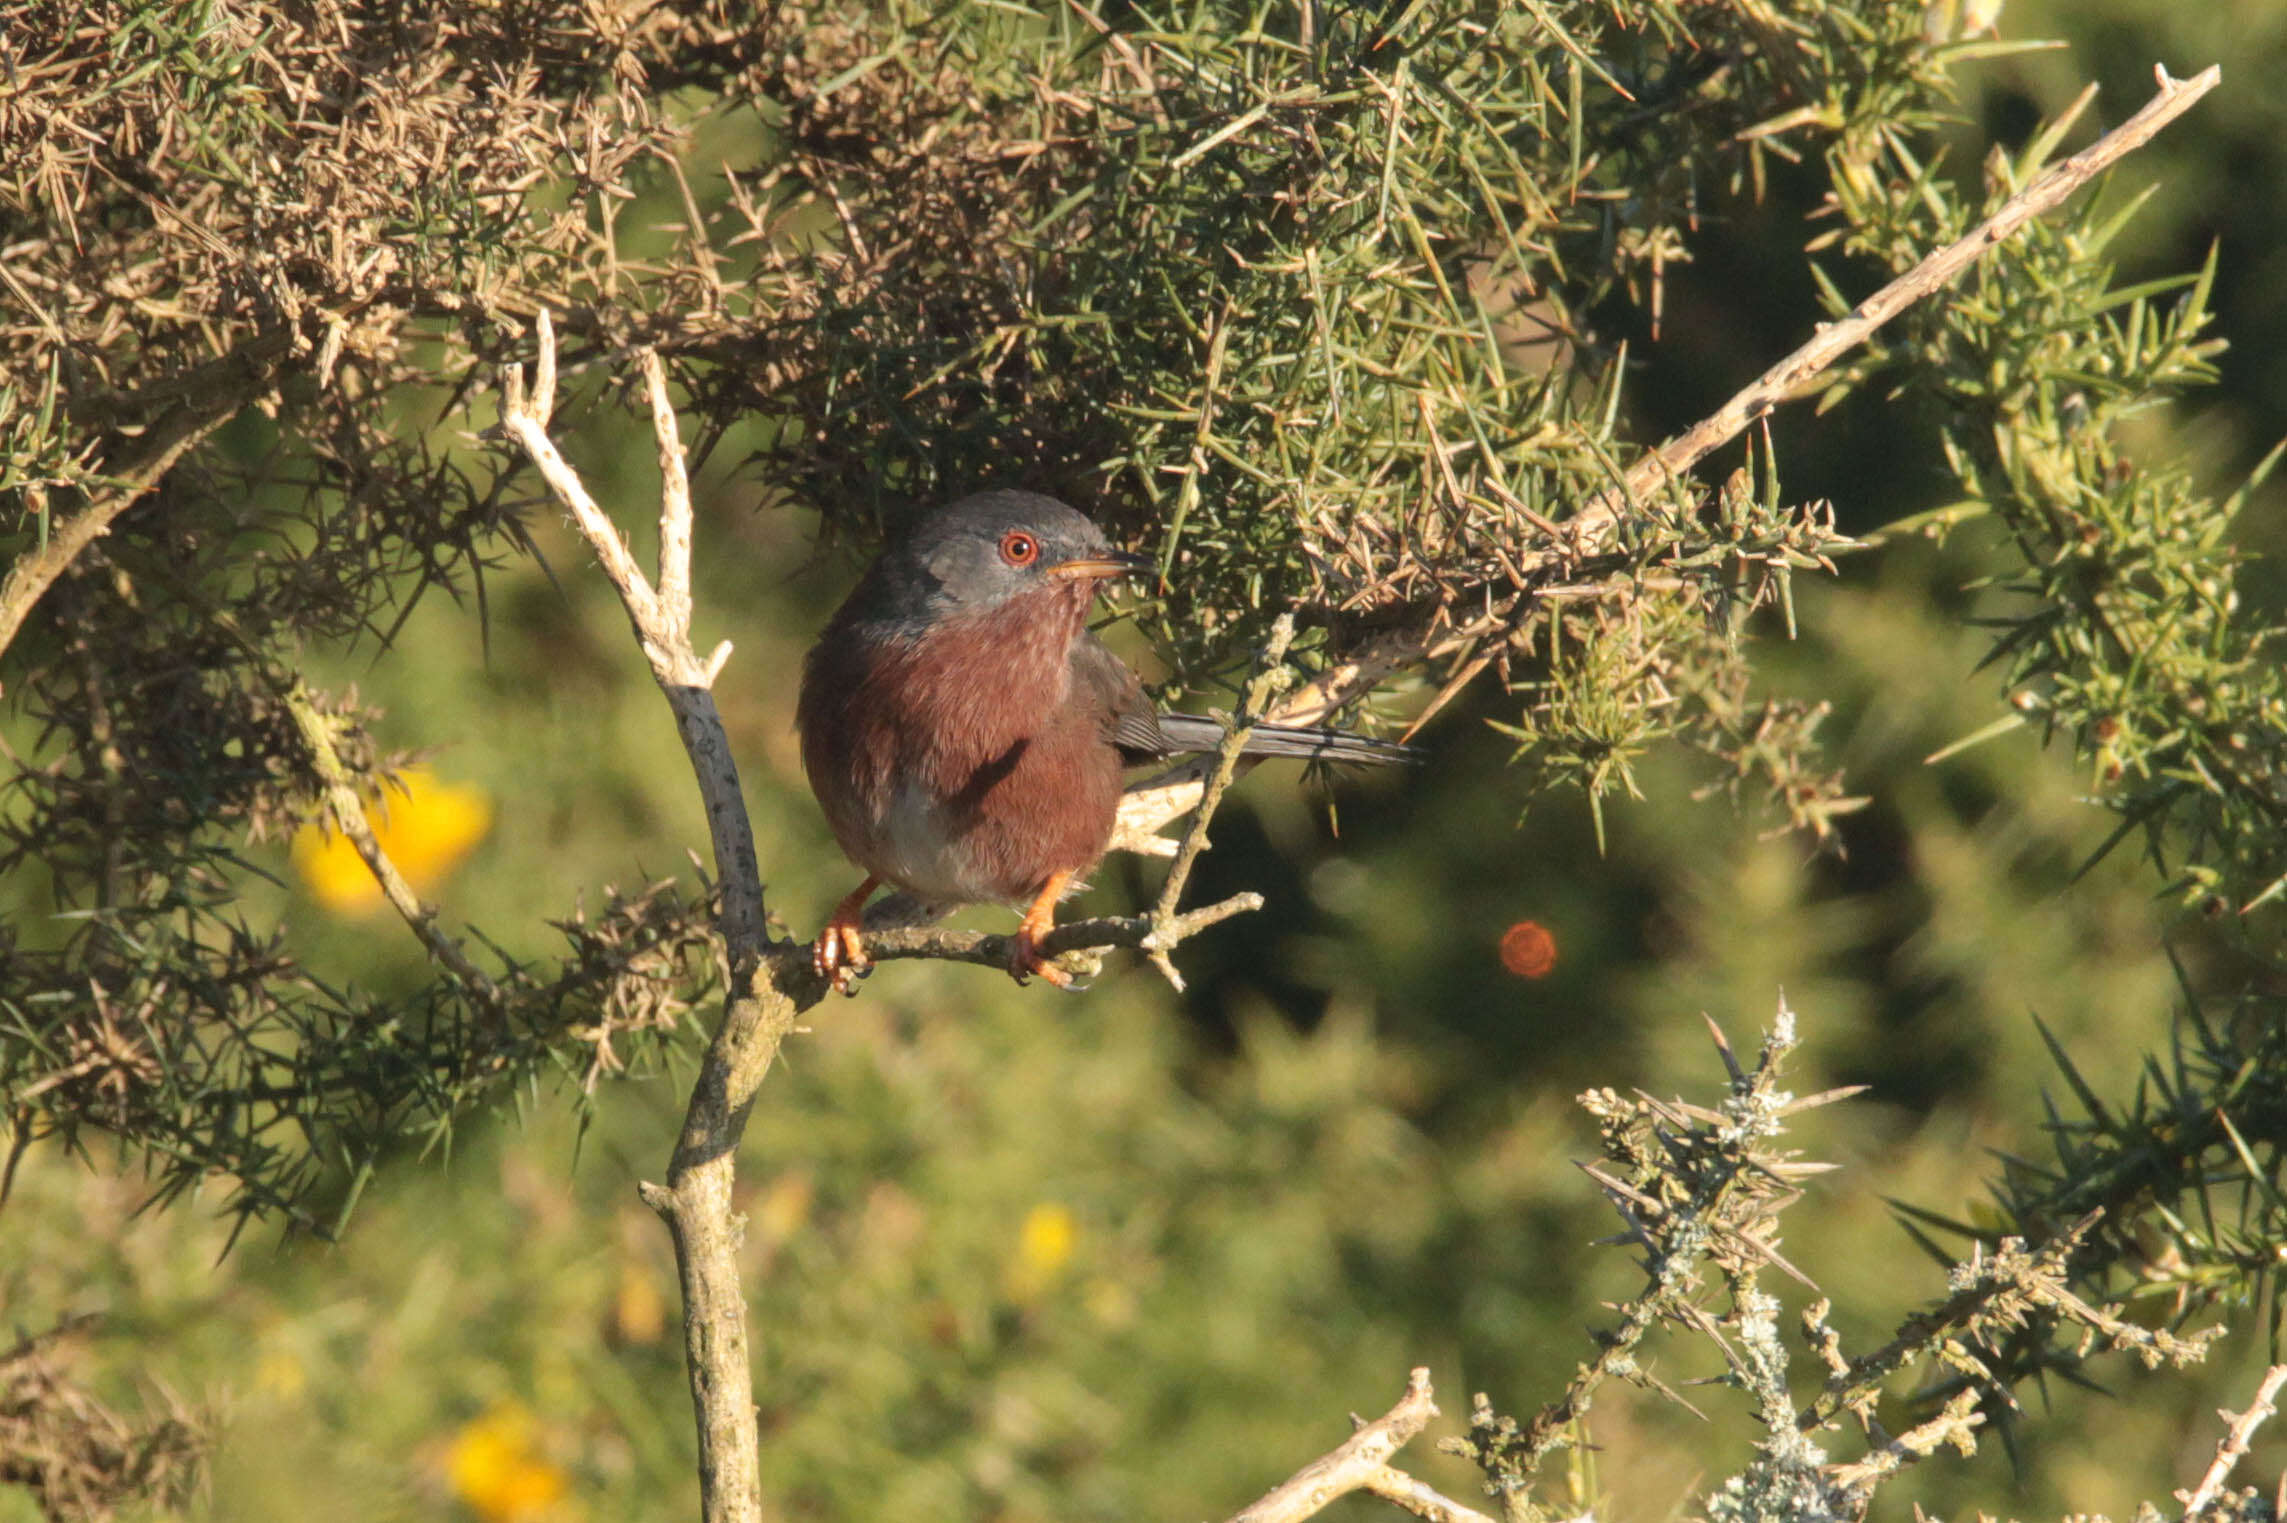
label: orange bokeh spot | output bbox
[1499,920,1558,979]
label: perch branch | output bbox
[826,892,1261,988]
[1223,1369,1443,1523]
[1111,60,2219,839]
[500,313,780,1523]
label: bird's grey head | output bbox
[854,490,1145,627]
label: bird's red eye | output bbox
[1000,531,1039,566]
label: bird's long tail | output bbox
[1152,713,1419,765]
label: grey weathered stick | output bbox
[1224,1369,1441,1523]
[501,314,778,1523]
[1111,60,2221,849]
[497,318,1266,1521]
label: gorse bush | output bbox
[3,1,2283,1519]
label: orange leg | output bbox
[814,875,880,995]
[1006,869,1075,987]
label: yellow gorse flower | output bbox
[293,767,492,916]
[1003,1202,1078,1306]
[446,1402,570,1522]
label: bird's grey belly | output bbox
[856,778,1002,904]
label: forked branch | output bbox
[500,316,779,1523]
[492,315,1276,1522]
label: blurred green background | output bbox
[6,2,2285,1520]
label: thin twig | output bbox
[2181,1364,2287,1518]
[644,348,696,639]
[1826,1389,1983,1494]
[281,683,503,1004]
[1224,1369,1442,1523]
[500,315,663,648]
[1139,613,1296,988]
[1107,61,2221,808]
[807,891,1264,993]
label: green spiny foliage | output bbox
[716,0,1929,775]
[1770,61,2287,1389]
[1810,87,2287,919]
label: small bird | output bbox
[797,489,1413,991]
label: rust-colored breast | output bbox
[798,582,1124,904]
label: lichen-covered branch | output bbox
[2179,1364,2287,1520]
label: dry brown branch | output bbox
[2180,1364,2287,1519]
[0,396,237,681]
[1223,1368,1443,1523]
[1103,60,2221,845]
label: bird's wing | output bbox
[1155,712,1418,765]
[1072,632,1420,766]
[1072,632,1172,761]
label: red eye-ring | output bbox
[1000,531,1040,566]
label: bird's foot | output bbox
[814,920,871,995]
[814,877,881,996]
[1006,870,1078,988]
[1005,922,1074,988]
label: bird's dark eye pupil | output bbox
[1003,533,1036,564]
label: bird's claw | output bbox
[813,920,871,997]
[1006,926,1073,989]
